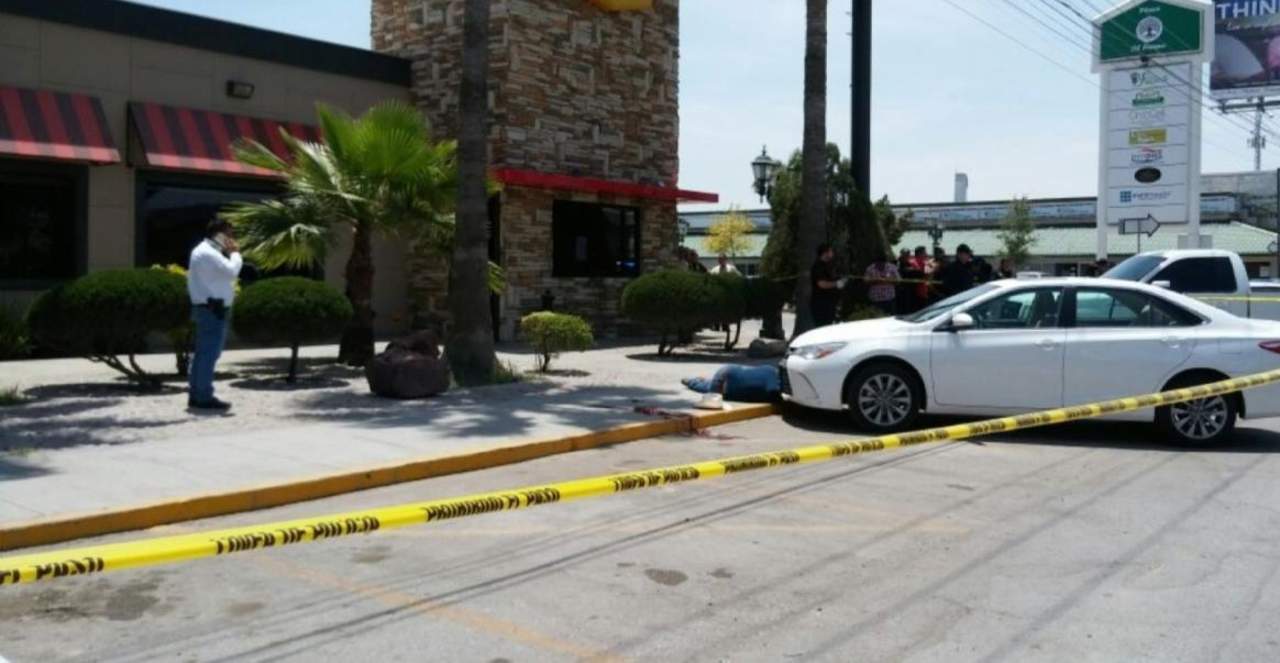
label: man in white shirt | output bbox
[187,220,243,410]
[711,254,739,275]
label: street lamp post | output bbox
[927,222,945,251]
[751,146,782,203]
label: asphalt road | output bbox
[4,408,1280,662]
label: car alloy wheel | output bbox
[1169,396,1230,441]
[856,373,914,429]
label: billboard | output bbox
[1211,1,1280,98]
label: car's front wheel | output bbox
[845,363,921,433]
[1156,377,1237,445]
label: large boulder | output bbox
[365,333,450,399]
[747,337,788,359]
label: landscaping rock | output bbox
[366,331,449,398]
[386,330,441,358]
[747,338,788,359]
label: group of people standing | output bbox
[811,243,1018,325]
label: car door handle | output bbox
[1036,338,1060,350]
[1162,336,1186,348]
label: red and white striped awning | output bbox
[129,102,321,177]
[0,85,119,164]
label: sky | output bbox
[128,0,1278,212]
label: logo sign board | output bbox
[1098,0,1207,63]
[1211,0,1280,99]
[1100,60,1198,229]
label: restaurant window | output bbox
[0,160,85,285]
[552,201,640,277]
[137,176,278,270]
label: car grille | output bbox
[778,360,792,395]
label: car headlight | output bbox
[791,342,847,360]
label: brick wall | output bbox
[373,0,682,337]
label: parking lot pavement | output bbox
[5,409,1280,662]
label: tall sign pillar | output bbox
[1092,0,1213,259]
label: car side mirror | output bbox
[1152,280,1172,290]
[948,312,975,332]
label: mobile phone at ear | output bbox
[212,233,230,251]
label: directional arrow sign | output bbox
[1120,214,1162,237]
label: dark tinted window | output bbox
[552,201,640,277]
[1074,289,1201,328]
[1152,257,1237,293]
[139,179,278,270]
[0,160,82,282]
[1103,254,1163,281]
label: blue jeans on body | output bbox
[189,306,229,402]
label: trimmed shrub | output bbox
[708,274,748,350]
[27,269,190,386]
[520,311,593,372]
[0,305,31,360]
[231,277,352,382]
[844,304,888,322]
[621,270,722,355]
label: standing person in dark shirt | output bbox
[810,243,842,327]
[939,243,977,296]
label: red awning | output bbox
[493,168,718,203]
[129,102,321,177]
[0,86,120,164]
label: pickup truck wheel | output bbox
[1156,378,1237,445]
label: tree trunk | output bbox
[793,0,828,339]
[446,0,497,386]
[339,221,376,366]
[287,342,300,384]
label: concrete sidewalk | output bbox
[0,324,779,534]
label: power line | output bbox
[1032,0,1280,149]
[940,0,1251,160]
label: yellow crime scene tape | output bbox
[3,368,1280,587]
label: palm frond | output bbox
[221,197,334,271]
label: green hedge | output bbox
[519,311,593,372]
[621,270,719,355]
[232,277,352,382]
[27,269,190,386]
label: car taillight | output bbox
[1259,341,1280,354]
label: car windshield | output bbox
[1104,255,1164,281]
[899,284,1000,323]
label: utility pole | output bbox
[1220,97,1278,171]
[1253,99,1267,172]
[850,0,872,195]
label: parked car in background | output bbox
[781,277,1280,444]
[1104,249,1280,321]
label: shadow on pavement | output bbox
[229,376,351,391]
[290,380,699,440]
[779,404,1280,453]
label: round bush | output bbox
[708,273,748,325]
[519,311,593,372]
[232,277,352,381]
[28,269,189,357]
[622,270,718,328]
[232,277,352,346]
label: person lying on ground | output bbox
[681,364,782,403]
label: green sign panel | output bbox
[1099,0,1203,62]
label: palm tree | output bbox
[223,102,458,366]
[447,0,497,385]
[794,0,829,337]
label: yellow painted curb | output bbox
[0,403,778,552]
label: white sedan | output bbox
[782,277,1280,444]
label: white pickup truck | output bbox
[1104,249,1280,320]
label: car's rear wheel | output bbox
[846,363,921,433]
[1156,376,1237,445]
